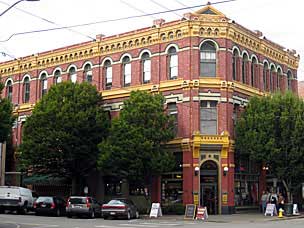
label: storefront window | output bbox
[161,152,183,205]
[234,157,260,207]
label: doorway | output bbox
[200,160,219,214]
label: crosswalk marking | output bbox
[95,221,195,228]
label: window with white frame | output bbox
[141,52,151,83]
[54,70,62,84]
[69,67,77,83]
[242,53,248,84]
[200,100,218,135]
[263,63,268,91]
[84,64,92,83]
[232,50,238,80]
[40,73,48,97]
[104,60,112,89]
[168,47,178,80]
[6,80,13,102]
[23,77,30,103]
[122,56,131,86]
[200,41,216,77]
[287,71,292,90]
[251,57,257,87]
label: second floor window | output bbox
[270,66,275,92]
[200,100,217,135]
[84,64,92,83]
[232,50,238,80]
[69,67,77,83]
[168,47,178,80]
[287,71,292,90]
[23,77,30,103]
[104,60,112,89]
[141,52,151,83]
[122,56,131,87]
[263,63,268,91]
[242,54,248,84]
[54,70,62,84]
[6,80,13,102]
[251,57,257,87]
[277,69,282,90]
[200,41,216,77]
[40,73,48,97]
[167,102,178,136]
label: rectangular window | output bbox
[143,59,151,83]
[169,55,178,79]
[71,73,77,83]
[106,67,112,89]
[200,101,217,135]
[124,63,131,86]
[42,80,48,96]
[168,102,178,136]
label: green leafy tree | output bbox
[98,91,175,195]
[19,82,110,193]
[235,92,304,202]
[0,81,14,143]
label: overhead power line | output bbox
[0,0,236,42]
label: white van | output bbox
[0,186,34,214]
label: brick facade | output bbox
[0,5,299,214]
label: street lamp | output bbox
[0,0,39,17]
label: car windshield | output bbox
[107,200,125,205]
[69,198,86,204]
[36,197,53,203]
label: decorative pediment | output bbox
[194,5,226,17]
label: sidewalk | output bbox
[144,212,304,223]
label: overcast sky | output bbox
[0,0,303,80]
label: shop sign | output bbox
[149,203,162,218]
[184,204,196,219]
[264,203,277,216]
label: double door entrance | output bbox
[200,160,219,215]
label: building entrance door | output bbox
[200,160,218,214]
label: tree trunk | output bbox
[282,179,293,203]
[72,176,80,195]
[121,179,129,198]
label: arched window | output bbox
[251,57,257,87]
[84,64,92,83]
[141,52,151,83]
[23,77,30,103]
[122,56,131,87]
[200,41,216,77]
[168,47,178,80]
[242,53,248,84]
[6,80,13,102]
[69,67,77,83]
[54,70,62,84]
[287,71,292,90]
[104,60,112,89]
[270,65,276,92]
[263,63,268,91]
[40,73,48,97]
[277,68,282,90]
[232,49,238,80]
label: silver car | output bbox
[66,196,101,218]
[102,198,139,220]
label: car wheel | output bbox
[126,211,131,220]
[0,208,4,214]
[67,213,72,218]
[103,216,108,220]
[90,210,95,219]
[135,211,139,219]
[56,209,60,217]
[17,206,27,215]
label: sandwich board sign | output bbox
[184,204,196,219]
[149,203,162,218]
[196,206,208,220]
[265,203,277,216]
[293,204,300,215]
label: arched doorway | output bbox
[200,160,219,214]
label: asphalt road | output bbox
[0,213,303,228]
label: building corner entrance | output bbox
[200,160,219,215]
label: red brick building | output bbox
[0,5,299,214]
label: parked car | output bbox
[102,198,139,220]
[66,196,101,218]
[0,186,34,214]
[34,196,66,216]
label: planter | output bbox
[284,203,293,216]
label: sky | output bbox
[0,0,303,80]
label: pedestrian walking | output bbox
[278,192,285,211]
[261,190,268,213]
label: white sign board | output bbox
[265,203,277,216]
[149,203,162,218]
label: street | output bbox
[0,214,303,228]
